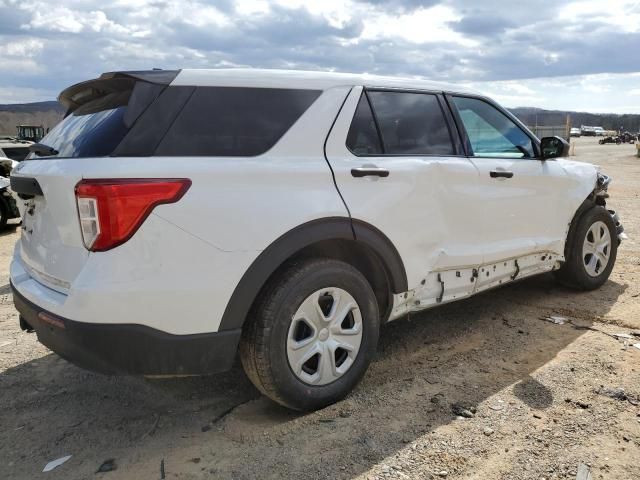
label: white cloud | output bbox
[4,38,44,57]
[0,0,638,114]
[560,0,640,33]
[361,5,479,47]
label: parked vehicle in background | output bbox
[570,127,581,137]
[599,136,621,145]
[0,173,20,228]
[0,137,32,162]
[9,69,625,411]
[581,125,597,136]
[0,155,18,177]
[619,132,636,144]
[594,127,605,136]
[16,125,45,143]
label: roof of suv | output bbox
[172,68,479,95]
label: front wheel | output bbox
[240,258,379,411]
[554,205,618,290]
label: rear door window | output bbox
[346,93,383,155]
[367,91,455,155]
[155,87,321,156]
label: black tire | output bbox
[0,198,8,229]
[240,258,379,411]
[554,205,617,290]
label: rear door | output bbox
[325,87,484,298]
[446,95,573,265]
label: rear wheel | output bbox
[554,206,617,290]
[240,258,379,411]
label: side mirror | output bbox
[540,136,570,160]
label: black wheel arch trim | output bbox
[217,217,408,331]
[563,195,602,260]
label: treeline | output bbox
[510,107,640,132]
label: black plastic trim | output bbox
[490,170,514,179]
[351,219,408,292]
[99,69,180,85]
[217,217,408,331]
[10,175,43,198]
[59,70,180,112]
[11,282,240,375]
[351,167,389,178]
[436,93,466,156]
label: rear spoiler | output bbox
[58,70,180,113]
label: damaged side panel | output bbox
[388,251,561,321]
[388,164,624,323]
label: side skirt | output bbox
[388,251,562,321]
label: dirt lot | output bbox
[1,136,639,479]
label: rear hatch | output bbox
[11,70,178,293]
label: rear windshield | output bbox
[37,91,131,158]
[32,84,320,159]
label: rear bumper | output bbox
[12,282,241,375]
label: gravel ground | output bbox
[0,136,639,479]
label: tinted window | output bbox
[29,83,156,159]
[36,99,130,158]
[346,93,383,155]
[367,91,454,155]
[452,96,534,158]
[155,87,321,156]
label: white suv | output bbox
[10,69,624,411]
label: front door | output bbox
[447,95,575,284]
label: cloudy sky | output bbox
[1,0,639,112]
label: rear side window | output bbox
[367,91,455,155]
[155,87,321,156]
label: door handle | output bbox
[489,170,514,179]
[351,167,390,178]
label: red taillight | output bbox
[75,178,191,252]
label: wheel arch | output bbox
[563,176,611,261]
[217,217,407,332]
